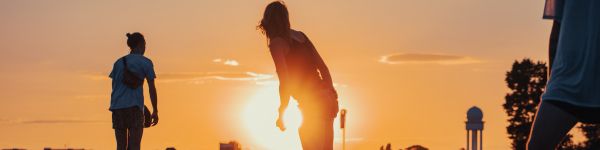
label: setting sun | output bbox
[242,85,303,150]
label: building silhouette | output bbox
[466,106,484,150]
[219,141,241,150]
[404,145,428,150]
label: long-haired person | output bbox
[528,0,600,149]
[109,32,159,150]
[257,1,339,149]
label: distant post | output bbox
[340,109,347,150]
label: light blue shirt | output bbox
[109,54,156,111]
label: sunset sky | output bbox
[0,0,564,149]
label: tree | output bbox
[379,143,392,150]
[556,134,583,150]
[503,58,577,150]
[503,58,547,149]
[578,124,600,149]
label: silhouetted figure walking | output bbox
[109,32,159,150]
[528,0,600,149]
[258,1,339,150]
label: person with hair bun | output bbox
[109,32,159,150]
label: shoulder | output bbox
[140,55,153,63]
[268,37,292,53]
[268,37,291,55]
[130,54,154,64]
[113,57,124,66]
[269,37,289,47]
[290,29,307,43]
[140,56,154,67]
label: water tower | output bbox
[466,106,484,150]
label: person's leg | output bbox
[128,127,143,150]
[113,109,129,150]
[299,115,315,150]
[321,117,335,150]
[128,107,144,150]
[114,129,128,150]
[527,101,578,150]
[300,110,335,150]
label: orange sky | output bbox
[0,0,567,149]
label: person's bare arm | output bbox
[147,79,159,126]
[269,37,291,131]
[305,35,334,87]
[303,33,338,100]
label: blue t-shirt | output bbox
[109,54,156,111]
[543,0,600,107]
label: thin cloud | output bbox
[0,118,105,125]
[73,94,107,101]
[379,53,481,65]
[84,74,108,81]
[0,118,15,124]
[157,71,273,84]
[20,119,104,124]
[334,137,364,143]
[256,80,349,89]
[223,60,239,66]
[83,71,273,84]
[213,58,240,66]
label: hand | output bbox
[276,116,286,131]
[151,111,159,126]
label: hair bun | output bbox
[126,33,131,37]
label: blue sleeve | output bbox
[109,59,120,78]
[146,59,156,80]
[543,0,564,21]
[555,0,564,22]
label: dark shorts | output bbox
[111,106,144,129]
[295,89,339,119]
[546,100,600,124]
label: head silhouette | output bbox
[126,32,146,55]
[258,1,291,42]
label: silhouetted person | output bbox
[258,1,339,150]
[109,32,159,150]
[528,0,600,149]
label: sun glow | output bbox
[242,85,303,150]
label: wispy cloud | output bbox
[0,118,15,124]
[379,53,481,65]
[334,137,364,143]
[73,94,107,101]
[213,58,240,66]
[155,71,273,84]
[20,119,104,124]
[83,71,274,84]
[0,118,105,125]
[84,74,108,81]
